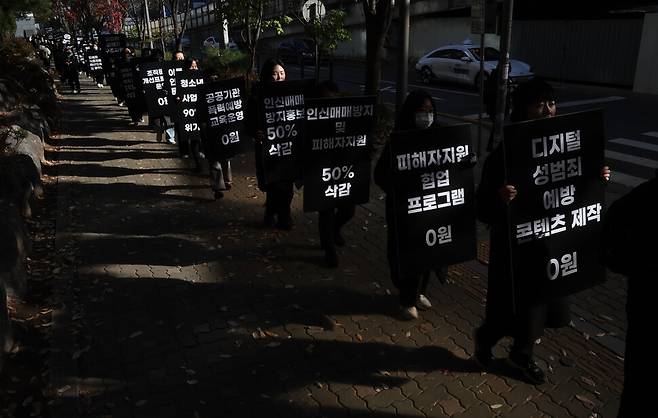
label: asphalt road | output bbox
[281,59,658,195]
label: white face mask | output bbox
[415,112,434,129]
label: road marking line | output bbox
[609,138,658,153]
[381,79,480,97]
[605,150,658,169]
[609,171,647,188]
[559,96,626,108]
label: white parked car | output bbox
[415,44,533,87]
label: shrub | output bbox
[202,46,250,80]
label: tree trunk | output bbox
[159,0,166,52]
[361,0,394,98]
[364,18,386,96]
[173,14,181,51]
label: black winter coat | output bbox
[476,145,570,340]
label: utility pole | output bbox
[396,0,410,115]
[493,0,514,149]
[144,0,154,48]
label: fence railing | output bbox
[124,2,218,37]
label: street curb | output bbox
[49,99,82,418]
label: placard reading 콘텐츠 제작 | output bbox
[390,124,477,278]
[197,77,248,159]
[302,96,376,212]
[503,109,606,303]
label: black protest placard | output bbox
[302,96,376,212]
[118,62,139,101]
[87,53,103,72]
[140,61,173,117]
[175,70,205,145]
[99,34,126,56]
[165,61,184,100]
[390,125,476,277]
[259,80,309,184]
[197,77,247,159]
[503,109,606,302]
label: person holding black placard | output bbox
[374,90,452,320]
[197,66,234,200]
[473,78,611,384]
[183,57,204,173]
[251,58,295,230]
[63,48,80,94]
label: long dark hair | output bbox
[510,78,556,122]
[259,57,285,83]
[394,89,438,131]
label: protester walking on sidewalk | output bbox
[473,78,611,385]
[600,168,657,417]
[251,58,295,230]
[173,51,188,156]
[199,66,233,200]
[64,50,80,94]
[89,43,105,88]
[184,57,204,172]
[374,90,450,320]
[150,49,176,145]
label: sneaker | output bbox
[334,232,346,247]
[400,306,419,320]
[507,355,546,385]
[472,327,494,367]
[417,294,432,310]
[166,138,176,145]
[118,101,125,107]
[214,191,224,200]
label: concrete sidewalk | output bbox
[46,77,625,418]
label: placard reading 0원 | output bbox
[390,125,476,277]
[503,109,606,303]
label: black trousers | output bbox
[94,71,104,85]
[318,205,355,252]
[67,71,80,91]
[265,181,294,221]
[387,228,448,307]
[476,314,536,362]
